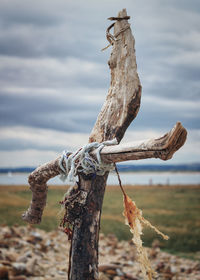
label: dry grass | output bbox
[0,192,28,207]
[0,184,200,257]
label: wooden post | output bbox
[22,9,187,280]
[68,9,142,280]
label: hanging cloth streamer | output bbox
[59,138,118,184]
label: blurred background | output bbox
[0,0,199,264]
[0,0,199,169]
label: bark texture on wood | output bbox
[22,157,61,224]
[68,174,108,280]
[22,8,187,280]
[68,9,142,279]
[22,122,187,225]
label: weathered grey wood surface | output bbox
[100,122,187,163]
[22,121,186,226]
[89,9,141,143]
[68,9,142,279]
[22,122,187,225]
[22,8,187,280]
[22,158,61,224]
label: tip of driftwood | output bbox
[160,122,187,160]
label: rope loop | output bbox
[59,139,118,184]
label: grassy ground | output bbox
[0,184,200,258]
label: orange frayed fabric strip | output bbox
[123,193,169,280]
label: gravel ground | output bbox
[0,226,199,280]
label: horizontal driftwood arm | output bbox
[98,122,187,163]
[22,122,186,224]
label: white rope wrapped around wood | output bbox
[59,138,118,184]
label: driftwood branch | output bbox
[68,9,143,279]
[23,9,141,229]
[22,8,187,280]
[22,158,61,224]
[22,121,187,225]
[100,122,187,163]
[89,9,141,143]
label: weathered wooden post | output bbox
[22,9,187,280]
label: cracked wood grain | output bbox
[69,9,142,279]
[89,9,141,143]
[22,8,187,280]
[100,122,187,163]
[22,121,187,226]
[22,121,187,225]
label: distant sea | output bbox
[0,171,199,185]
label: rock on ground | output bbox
[0,226,199,280]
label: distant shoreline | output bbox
[0,163,200,174]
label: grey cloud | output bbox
[0,0,65,27]
[0,0,199,166]
[171,65,200,83]
[0,138,60,152]
[0,23,104,61]
[136,104,199,130]
[0,0,108,60]
[143,78,200,101]
[163,0,200,13]
[1,87,198,136]
[0,58,108,90]
[0,91,100,133]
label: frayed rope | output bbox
[59,139,118,184]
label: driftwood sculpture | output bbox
[22,9,187,280]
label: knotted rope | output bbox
[59,139,118,184]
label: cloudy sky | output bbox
[0,0,199,167]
